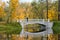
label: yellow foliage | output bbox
[0,6,6,18]
[48,7,55,21]
[12,34,21,40]
[10,0,19,9]
[10,0,32,20]
[48,34,58,40]
[19,13,25,19]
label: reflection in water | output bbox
[24,24,46,33]
[48,28,53,34]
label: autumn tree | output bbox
[18,3,32,19]
[48,1,58,21]
[0,1,6,21]
[31,0,46,19]
[43,0,58,21]
[7,0,19,23]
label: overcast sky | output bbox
[2,0,33,6]
[1,0,57,6]
[2,0,33,3]
[20,0,33,3]
[2,0,57,3]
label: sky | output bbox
[20,0,33,3]
[2,0,33,5]
[1,0,57,6]
[2,0,33,3]
[2,0,57,3]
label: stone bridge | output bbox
[18,19,53,37]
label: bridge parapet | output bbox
[18,19,53,37]
[18,19,50,25]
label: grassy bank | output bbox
[0,21,60,34]
[0,22,22,34]
[52,21,60,34]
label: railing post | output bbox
[48,19,50,22]
[43,19,44,23]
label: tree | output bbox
[6,0,19,23]
[48,1,58,21]
[0,1,6,21]
[43,0,58,21]
[31,0,46,19]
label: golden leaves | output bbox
[48,7,56,21]
[0,6,6,18]
[10,0,19,8]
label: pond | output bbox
[24,23,46,33]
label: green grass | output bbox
[1,21,60,34]
[0,22,22,34]
[52,21,60,34]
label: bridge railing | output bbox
[18,19,50,23]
